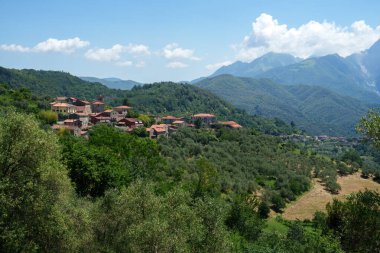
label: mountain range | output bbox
[195,75,369,136]
[203,40,380,103]
[80,77,140,90]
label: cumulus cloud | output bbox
[85,44,126,61]
[85,43,151,62]
[33,37,89,53]
[166,61,188,69]
[126,43,150,55]
[235,13,380,61]
[0,44,30,52]
[206,61,233,71]
[0,37,89,53]
[162,43,200,60]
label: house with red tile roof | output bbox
[117,118,143,129]
[51,102,77,114]
[162,115,178,124]
[217,121,242,129]
[91,100,105,113]
[146,124,169,138]
[172,120,186,127]
[192,113,216,125]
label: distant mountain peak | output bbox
[80,77,141,90]
[209,52,301,79]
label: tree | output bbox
[92,181,212,253]
[357,109,380,148]
[0,111,89,252]
[193,157,220,198]
[226,195,264,241]
[325,190,380,253]
[39,110,58,125]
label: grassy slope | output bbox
[282,173,380,220]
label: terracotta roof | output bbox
[150,124,168,133]
[104,109,113,113]
[193,113,215,118]
[173,120,185,124]
[92,101,105,105]
[218,121,242,128]
[51,103,75,108]
[114,105,132,109]
[163,115,177,120]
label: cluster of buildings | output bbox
[50,96,242,138]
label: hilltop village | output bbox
[50,96,242,138]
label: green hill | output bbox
[196,75,371,136]
[123,82,297,134]
[0,67,126,100]
[0,66,296,135]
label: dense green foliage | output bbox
[0,84,50,114]
[0,67,126,101]
[0,111,92,252]
[196,74,370,136]
[60,124,165,197]
[159,127,341,207]
[0,112,349,252]
[314,190,380,253]
[124,82,298,135]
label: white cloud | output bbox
[85,44,126,61]
[127,43,150,55]
[0,44,30,52]
[206,60,233,71]
[166,61,188,69]
[162,43,200,60]
[33,37,89,53]
[85,43,151,62]
[0,37,89,53]
[236,13,380,61]
[116,60,133,67]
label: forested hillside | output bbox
[0,67,126,100]
[123,82,297,134]
[0,67,298,134]
[196,75,370,136]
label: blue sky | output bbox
[1,0,380,83]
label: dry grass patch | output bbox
[282,173,380,220]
